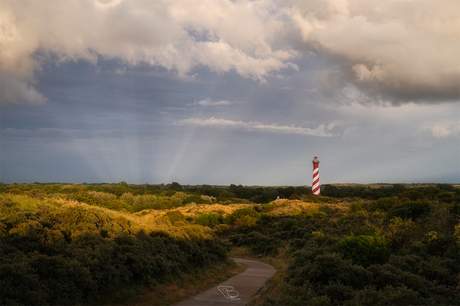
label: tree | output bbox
[169,182,183,191]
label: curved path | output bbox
[174,258,276,305]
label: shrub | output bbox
[229,231,281,254]
[263,283,330,306]
[287,252,373,294]
[349,202,365,213]
[449,202,460,216]
[213,224,229,234]
[233,215,258,229]
[438,192,452,203]
[195,213,223,227]
[346,285,421,306]
[335,234,391,267]
[385,217,415,250]
[388,201,431,220]
[120,193,135,203]
[397,190,421,201]
[225,207,259,225]
[423,186,441,198]
[257,213,272,225]
[0,258,48,305]
[367,264,432,297]
[436,184,455,192]
[371,197,400,212]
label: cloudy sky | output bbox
[1,0,459,185]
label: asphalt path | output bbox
[174,258,277,305]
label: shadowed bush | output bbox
[388,201,431,220]
[335,234,391,267]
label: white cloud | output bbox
[420,121,460,138]
[194,98,234,106]
[291,0,460,103]
[173,117,333,137]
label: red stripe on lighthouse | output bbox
[312,156,320,195]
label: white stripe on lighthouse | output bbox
[312,156,320,195]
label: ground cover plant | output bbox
[0,182,458,305]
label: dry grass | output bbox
[265,199,351,217]
[268,199,317,215]
[136,203,252,219]
[133,260,247,305]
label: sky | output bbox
[1,0,459,186]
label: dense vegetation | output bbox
[0,182,458,305]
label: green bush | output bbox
[229,231,281,255]
[388,201,431,220]
[449,202,460,216]
[257,213,273,225]
[335,234,391,267]
[263,283,331,306]
[234,215,258,229]
[225,207,260,225]
[287,252,373,299]
[367,264,432,297]
[345,285,421,306]
[371,197,400,211]
[397,190,421,201]
[195,213,223,227]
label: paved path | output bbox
[174,258,276,305]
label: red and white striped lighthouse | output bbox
[312,156,320,195]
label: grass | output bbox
[132,259,247,305]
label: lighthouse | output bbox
[312,156,320,195]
